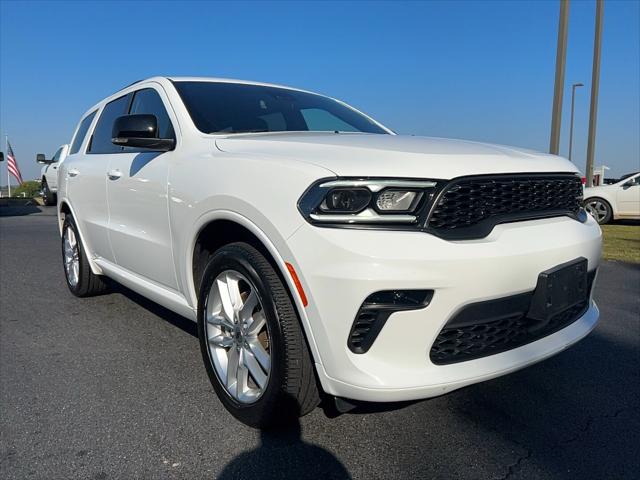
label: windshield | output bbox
[173,81,388,135]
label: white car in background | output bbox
[584,172,640,224]
[57,77,601,428]
[37,144,69,205]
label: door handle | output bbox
[68,168,80,178]
[107,169,122,180]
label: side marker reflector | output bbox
[285,262,308,307]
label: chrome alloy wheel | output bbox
[585,199,609,223]
[204,270,271,404]
[63,226,80,287]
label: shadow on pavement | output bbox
[613,219,640,226]
[110,281,198,338]
[0,205,46,217]
[217,395,351,480]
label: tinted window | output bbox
[88,94,131,154]
[69,111,96,154]
[173,81,387,135]
[129,88,175,139]
[625,176,640,186]
[51,147,63,162]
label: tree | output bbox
[11,180,41,198]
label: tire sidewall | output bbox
[197,245,287,426]
[62,215,84,295]
[585,197,612,224]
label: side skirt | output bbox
[94,257,196,321]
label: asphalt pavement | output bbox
[1,206,639,479]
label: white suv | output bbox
[58,77,602,427]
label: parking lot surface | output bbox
[1,207,639,479]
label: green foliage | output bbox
[11,180,41,198]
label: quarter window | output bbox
[69,111,97,155]
[88,94,131,154]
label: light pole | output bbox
[586,0,604,187]
[550,0,570,155]
[568,82,584,162]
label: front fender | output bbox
[181,207,324,373]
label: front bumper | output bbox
[286,214,602,402]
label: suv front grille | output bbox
[429,270,596,365]
[425,174,583,239]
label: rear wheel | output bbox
[42,178,57,206]
[197,242,319,428]
[584,197,612,224]
[62,215,108,297]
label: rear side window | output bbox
[129,88,175,139]
[69,111,96,154]
[88,94,131,154]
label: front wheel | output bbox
[197,242,319,428]
[584,197,612,224]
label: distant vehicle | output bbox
[36,144,69,205]
[584,172,640,224]
[58,77,601,428]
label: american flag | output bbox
[7,142,24,185]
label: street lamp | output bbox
[568,82,584,162]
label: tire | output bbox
[584,197,612,224]
[197,242,319,428]
[61,214,108,297]
[42,178,57,206]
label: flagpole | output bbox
[5,135,10,198]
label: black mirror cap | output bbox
[112,114,158,139]
[111,114,175,151]
[0,152,4,162]
[36,153,48,164]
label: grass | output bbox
[601,223,640,264]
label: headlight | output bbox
[375,189,423,212]
[320,188,371,213]
[298,178,441,227]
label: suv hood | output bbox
[215,132,578,179]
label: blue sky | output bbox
[1,0,638,183]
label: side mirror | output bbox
[111,114,175,151]
[36,153,53,164]
[0,152,4,162]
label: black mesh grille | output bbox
[429,271,595,365]
[426,174,583,239]
[430,302,587,364]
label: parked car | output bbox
[36,144,69,205]
[57,77,601,428]
[584,172,640,224]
